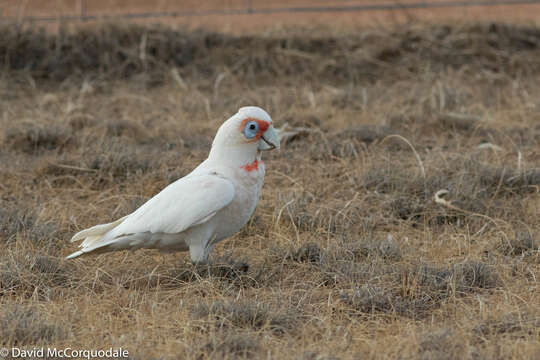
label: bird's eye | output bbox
[243,120,259,139]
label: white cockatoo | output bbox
[66,106,279,263]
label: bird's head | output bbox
[209,106,280,165]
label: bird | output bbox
[66,106,279,263]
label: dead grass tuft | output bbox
[0,200,60,246]
[279,191,361,234]
[361,156,540,228]
[437,113,480,132]
[340,284,430,318]
[127,259,252,290]
[291,242,324,263]
[340,260,499,319]
[339,125,393,144]
[300,352,341,360]
[418,329,465,360]
[198,333,260,359]
[342,235,402,261]
[0,305,66,345]
[2,22,540,84]
[189,260,250,283]
[87,142,154,177]
[402,261,500,300]
[4,122,73,153]
[499,232,540,256]
[192,299,298,335]
[0,253,74,297]
[473,313,540,339]
[105,118,147,141]
[0,202,35,243]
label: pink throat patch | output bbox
[242,159,263,172]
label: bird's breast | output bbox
[241,159,264,174]
[210,162,265,242]
[232,161,265,217]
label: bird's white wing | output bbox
[103,173,234,241]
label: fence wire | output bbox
[2,0,540,23]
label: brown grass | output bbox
[0,20,539,359]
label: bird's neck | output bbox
[208,145,260,169]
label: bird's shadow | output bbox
[186,259,250,281]
[124,258,253,290]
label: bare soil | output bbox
[3,0,540,32]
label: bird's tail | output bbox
[66,216,128,259]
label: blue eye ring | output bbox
[243,120,259,139]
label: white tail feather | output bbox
[66,216,128,259]
[65,250,84,260]
[71,216,128,243]
[83,233,149,253]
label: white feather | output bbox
[106,174,234,238]
[70,216,127,243]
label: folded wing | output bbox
[67,173,235,258]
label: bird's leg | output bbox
[188,237,249,278]
[188,243,210,265]
[186,244,207,280]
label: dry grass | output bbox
[0,21,539,359]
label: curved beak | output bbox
[258,125,280,151]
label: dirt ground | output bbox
[2,0,540,32]
[0,14,539,360]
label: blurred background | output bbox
[2,0,540,31]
